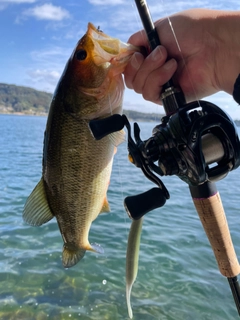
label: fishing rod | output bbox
[89,0,240,316]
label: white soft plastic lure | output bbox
[126,217,143,318]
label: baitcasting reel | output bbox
[90,0,240,314]
[89,98,240,220]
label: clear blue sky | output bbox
[1,0,240,118]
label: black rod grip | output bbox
[228,277,240,316]
[134,0,160,51]
[134,0,176,104]
[189,181,217,198]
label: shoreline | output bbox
[0,111,48,117]
[1,111,240,125]
[0,111,160,122]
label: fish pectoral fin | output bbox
[109,129,125,146]
[100,196,110,213]
[23,178,54,226]
[62,244,86,268]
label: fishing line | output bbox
[116,154,129,238]
[107,94,113,115]
[106,90,129,238]
[156,0,202,107]
[165,15,202,108]
[131,0,163,121]
[118,1,158,235]
[132,0,202,108]
[131,2,146,44]
[107,3,145,237]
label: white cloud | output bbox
[88,0,126,5]
[27,69,61,92]
[0,0,36,10]
[0,0,36,2]
[30,46,71,65]
[23,3,70,21]
[28,69,60,82]
[26,45,72,92]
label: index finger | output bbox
[127,29,148,47]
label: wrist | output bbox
[213,11,240,95]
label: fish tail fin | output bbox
[62,242,104,268]
[62,245,86,268]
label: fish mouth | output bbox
[87,22,140,67]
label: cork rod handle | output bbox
[192,191,240,278]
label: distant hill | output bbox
[2,83,238,126]
[0,83,163,121]
[123,109,162,122]
[0,83,52,115]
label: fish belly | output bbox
[44,114,114,266]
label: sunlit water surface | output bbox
[1,114,240,319]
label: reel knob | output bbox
[89,114,125,140]
[124,187,166,220]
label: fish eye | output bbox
[75,49,87,61]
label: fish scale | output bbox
[23,23,140,269]
[45,113,114,247]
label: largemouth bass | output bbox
[23,23,139,268]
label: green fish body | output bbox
[23,23,139,268]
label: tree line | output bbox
[0,83,52,114]
[0,83,165,121]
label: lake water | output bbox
[1,114,240,319]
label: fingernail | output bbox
[163,58,177,70]
[131,53,141,70]
[151,46,164,61]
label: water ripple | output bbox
[0,115,239,319]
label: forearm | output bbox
[213,10,240,95]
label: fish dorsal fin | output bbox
[100,196,110,213]
[23,178,54,226]
[108,129,125,146]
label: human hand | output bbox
[124,9,240,104]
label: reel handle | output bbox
[124,187,166,220]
